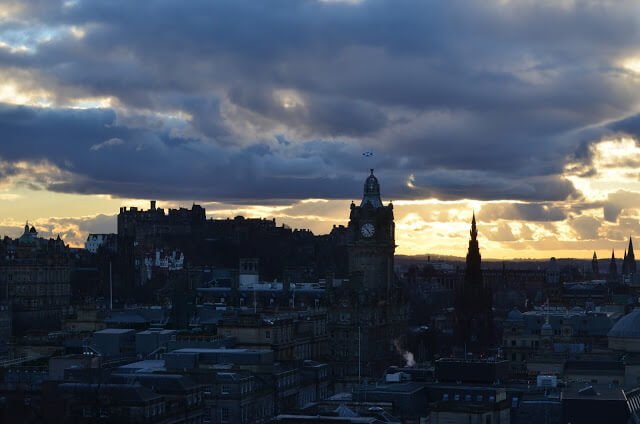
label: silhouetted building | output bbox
[609,250,618,282]
[328,170,408,389]
[85,233,117,254]
[592,251,599,278]
[115,200,343,301]
[454,214,494,354]
[562,385,630,424]
[0,224,71,336]
[623,238,636,274]
[347,169,395,292]
[216,308,328,362]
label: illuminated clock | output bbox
[361,223,375,238]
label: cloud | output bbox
[571,215,601,240]
[486,222,517,242]
[90,137,123,151]
[479,203,567,222]
[404,172,578,202]
[602,190,640,222]
[0,0,638,206]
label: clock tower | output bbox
[328,169,406,390]
[347,169,395,292]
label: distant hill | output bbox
[395,254,610,272]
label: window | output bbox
[265,331,271,339]
[221,407,229,421]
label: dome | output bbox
[608,309,640,339]
[360,169,383,208]
[506,308,524,321]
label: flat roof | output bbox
[118,360,166,369]
[95,328,135,334]
[171,348,271,354]
[562,386,626,401]
[356,381,426,394]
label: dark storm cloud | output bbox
[602,190,640,222]
[0,104,365,200]
[0,0,638,201]
[608,114,640,140]
[402,171,577,202]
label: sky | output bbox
[1,0,640,259]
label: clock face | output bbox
[361,223,375,238]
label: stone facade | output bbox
[328,170,408,389]
[0,225,71,336]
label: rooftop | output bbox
[95,328,136,335]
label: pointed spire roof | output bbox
[626,236,637,274]
[470,211,478,241]
[592,251,600,276]
[610,249,618,277]
[465,211,482,286]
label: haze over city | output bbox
[2,0,640,258]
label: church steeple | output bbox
[592,251,599,277]
[624,236,636,275]
[609,250,618,278]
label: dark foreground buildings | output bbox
[7,169,640,423]
[0,224,71,337]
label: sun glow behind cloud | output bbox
[566,138,640,199]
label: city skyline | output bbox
[2,1,640,259]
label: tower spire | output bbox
[465,212,482,285]
[455,211,493,351]
[609,249,618,279]
[470,211,477,241]
[627,236,636,275]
